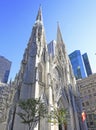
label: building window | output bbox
[88,114,92,120]
[92,88,95,91]
[58,50,61,60]
[89,94,92,98]
[88,90,91,93]
[86,101,89,106]
[90,121,93,126]
[82,102,85,107]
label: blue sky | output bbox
[0,0,96,81]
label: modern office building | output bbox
[82,53,92,76]
[0,56,11,83]
[69,50,87,79]
[0,82,14,130]
[77,73,96,130]
[47,40,56,57]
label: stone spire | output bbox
[56,23,65,48]
[55,23,66,58]
[56,23,75,85]
[35,5,43,24]
[32,5,46,49]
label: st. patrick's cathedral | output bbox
[6,7,88,130]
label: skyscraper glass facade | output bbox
[82,53,92,76]
[69,50,86,79]
[0,56,11,83]
[47,40,56,57]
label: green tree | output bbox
[48,107,69,130]
[17,98,47,130]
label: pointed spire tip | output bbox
[36,5,43,22]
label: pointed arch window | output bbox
[38,26,42,42]
[58,50,62,60]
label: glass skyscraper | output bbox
[0,56,11,83]
[82,53,92,76]
[69,50,87,79]
[47,40,56,57]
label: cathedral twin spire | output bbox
[57,23,65,48]
[6,7,82,130]
[35,6,66,48]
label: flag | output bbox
[81,111,86,121]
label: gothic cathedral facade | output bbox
[7,7,86,130]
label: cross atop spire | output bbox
[36,5,43,23]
